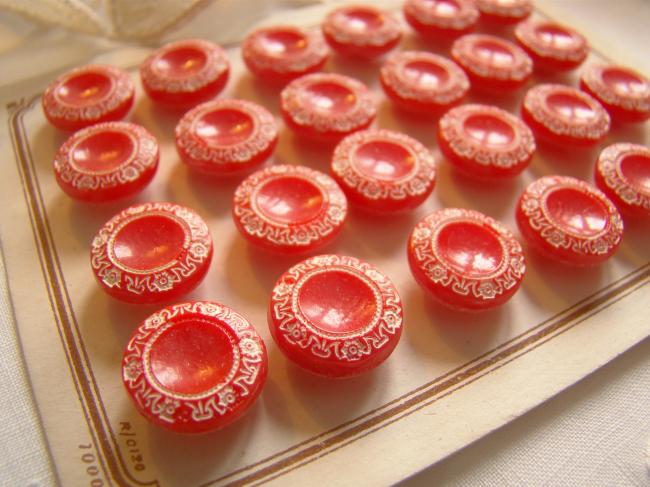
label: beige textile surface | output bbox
[1,2,647,485]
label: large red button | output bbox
[281,73,376,141]
[408,208,526,311]
[595,143,650,218]
[515,20,589,72]
[140,39,229,108]
[516,175,624,266]
[380,51,469,115]
[122,301,267,434]
[403,0,479,39]
[331,129,436,213]
[451,34,533,93]
[268,254,402,378]
[232,164,348,254]
[53,122,159,202]
[438,104,536,179]
[91,202,213,303]
[42,64,134,131]
[580,64,650,124]
[322,5,402,58]
[522,84,610,147]
[242,26,328,85]
[175,99,278,176]
[475,0,533,25]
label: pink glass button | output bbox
[522,84,610,147]
[175,99,278,176]
[595,143,650,218]
[403,0,479,39]
[580,65,650,124]
[232,164,348,254]
[515,20,589,72]
[516,175,623,266]
[451,34,533,93]
[322,5,402,58]
[331,129,436,213]
[281,73,376,141]
[53,122,158,202]
[475,0,533,25]
[438,104,536,179]
[380,51,470,115]
[91,202,213,304]
[268,254,402,378]
[242,26,328,85]
[42,64,134,131]
[122,301,267,434]
[408,208,526,311]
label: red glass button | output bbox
[42,64,134,131]
[281,73,376,141]
[140,39,229,108]
[595,143,650,218]
[331,129,436,213]
[175,99,278,176]
[242,26,328,85]
[268,254,402,378]
[322,5,402,58]
[122,301,267,434]
[380,51,469,115]
[91,202,213,303]
[438,104,536,179]
[53,122,158,202]
[515,20,589,72]
[451,34,533,93]
[233,165,347,254]
[516,175,623,266]
[475,0,533,25]
[580,65,650,124]
[403,0,479,39]
[522,84,610,147]
[408,208,526,311]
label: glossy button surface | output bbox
[408,208,525,311]
[516,175,623,266]
[438,104,535,179]
[403,0,479,39]
[122,301,267,433]
[331,129,436,213]
[91,202,213,303]
[233,164,347,254]
[475,0,532,24]
[53,122,158,202]
[515,20,589,72]
[268,254,402,377]
[42,64,134,131]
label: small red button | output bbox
[516,175,624,266]
[140,39,229,108]
[331,129,436,213]
[42,64,134,131]
[515,20,589,72]
[91,202,213,304]
[122,301,268,434]
[175,99,278,176]
[322,5,402,58]
[380,51,470,115]
[580,65,650,124]
[451,34,533,93]
[595,143,650,218]
[268,254,402,378]
[438,104,536,179]
[281,73,376,141]
[53,122,159,202]
[403,0,479,39]
[242,26,328,85]
[408,208,526,311]
[233,164,347,254]
[475,0,532,25]
[522,84,610,147]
